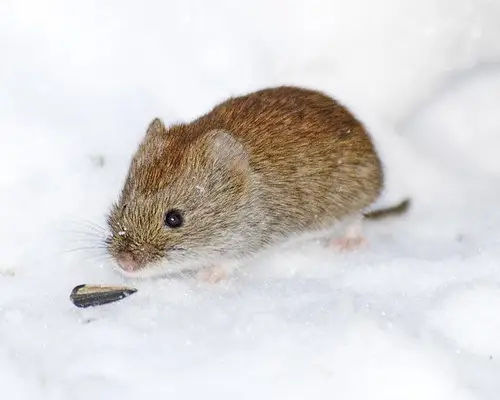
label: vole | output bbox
[105,86,409,281]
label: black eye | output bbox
[164,209,183,228]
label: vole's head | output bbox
[105,118,253,277]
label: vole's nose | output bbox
[116,253,139,272]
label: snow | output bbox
[2,0,500,398]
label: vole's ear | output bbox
[145,118,167,138]
[204,129,249,171]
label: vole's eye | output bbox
[164,209,183,228]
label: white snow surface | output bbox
[2,0,500,398]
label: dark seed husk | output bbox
[70,284,137,308]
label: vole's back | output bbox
[188,86,383,235]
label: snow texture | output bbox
[2,0,500,398]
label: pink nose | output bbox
[116,253,139,272]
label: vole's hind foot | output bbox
[196,265,230,283]
[328,214,368,252]
[329,235,368,251]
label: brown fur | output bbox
[106,86,388,272]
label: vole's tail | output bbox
[363,198,411,220]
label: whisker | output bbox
[61,237,109,246]
[58,249,113,264]
[61,246,109,254]
[61,245,108,254]
[60,237,110,248]
[63,216,108,234]
[59,229,108,237]
[82,253,114,263]
[68,224,106,235]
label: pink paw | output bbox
[196,265,229,283]
[329,235,368,252]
